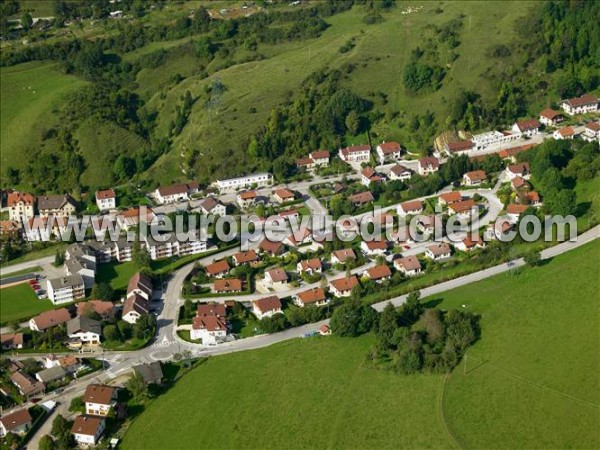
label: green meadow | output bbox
[121,240,599,449]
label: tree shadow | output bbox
[574,201,591,217]
[422,297,444,309]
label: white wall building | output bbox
[214,173,273,192]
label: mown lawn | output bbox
[122,240,599,449]
[95,261,138,294]
[0,283,53,324]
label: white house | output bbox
[72,415,106,446]
[95,189,116,211]
[294,288,328,307]
[127,272,153,301]
[264,268,288,288]
[214,172,273,192]
[329,276,359,297]
[273,188,295,204]
[553,126,575,140]
[7,191,35,223]
[47,274,85,305]
[462,170,487,186]
[444,140,473,156]
[199,197,227,216]
[252,296,283,320]
[511,119,541,137]
[389,164,412,181]
[155,182,198,204]
[376,141,401,164]
[0,409,32,437]
[309,150,330,166]
[418,157,440,176]
[397,199,423,216]
[29,308,71,332]
[539,108,564,127]
[237,190,257,209]
[331,248,356,265]
[582,121,600,143]
[191,315,228,345]
[471,131,519,151]
[360,167,385,186]
[364,264,392,282]
[394,255,422,277]
[506,203,529,222]
[360,240,388,256]
[560,93,598,116]
[297,258,322,275]
[66,317,102,346]
[506,162,531,180]
[338,144,371,163]
[83,385,117,416]
[122,293,149,324]
[425,243,452,261]
[454,235,486,252]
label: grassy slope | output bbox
[95,261,138,293]
[121,240,599,449]
[0,283,53,324]
[143,1,538,182]
[437,239,600,449]
[75,120,148,188]
[0,61,87,177]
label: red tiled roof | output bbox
[366,264,392,280]
[419,156,440,168]
[586,121,600,132]
[77,300,114,318]
[205,259,230,276]
[439,192,462,204]
[266,268,288,283]
[364,240,387,251]
[72,415,104,436]
[253,296,282,313]
[394,255,421,271]
[557,126,575,137]
[213,278,243,292]
[427,243,451,256]
[0,408,32,431]
[197,303,226,317]
[464,170,487,182]
[330,276,359,293]
[390,164,411,176]
[332,248,356,262]
[349,191,374,204]
[157,183,189,197]
[449,199,476,214]
[512,176,530,190]
[274,188,294,200]
[515,118,540,131]
[310,150,330,160]
[378,141,401,153]
[400,199,423,212]
[563,93,598,108]
[238,190,257,200]
[507,162,530,175]
[540,108,561,120]
[341,144,370,155]
[299,258,322,271]
[507,204,529,214]
[96,189,115,200]
[499,144,536,159]
[7,192,35,207]
[446,140,473,152]
[83,385,116,405]
[297,288,326,305]
[259,238,284,255]
[296,157,314,166]
[233,250,259,264]
[192,314,227,332]
[31,308,71,331]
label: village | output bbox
[0,93,598,447]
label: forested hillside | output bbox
[0,0,598,193]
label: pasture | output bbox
[0,282,53,324]
[121,240,599,449]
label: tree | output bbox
[133,239,152,270]
[330,299,378,337]
[54,250,65,267]
[377,302,398,349]
[39,435,56,450]
[421,308,445,344]
[126,373,148,400]
[524,250,542,267]
[69,396,85,413]
[345,110,360,135]
[133,314,156,340]
[103,324,121,342]
[400,291,423,325]
[21,12,33,30]
[51,414,72,448]
[545,189,577,216]
[113,155,136,180]
[91,282,114,301]
[184,298,194,318]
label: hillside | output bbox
[0,0,597,192]
[120,240,599,449]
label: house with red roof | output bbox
[338,144,371,163]
[560,93,598,116]
[95,189,116,211]
[252,296,283,320]
[329,276,359,297]
[462,170,487,186]
[363,264,392,282]
[553,126,575,140]
[394,255,422,277]
[511,119,541,137]
[294,288,328,307]
[418,157,440,176]
[539,108,564,127]
[376,141,401,164]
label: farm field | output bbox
[0,61,87,178]
[0,282,53,324]
[121,240,599,449]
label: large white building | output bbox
[213,173,273,192]
[338,144,371,163]
[47,274,85,305]
[471,130,519,151]
[560,93,599,116]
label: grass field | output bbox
[121,240,599,449]
[0,283,53,324]
[95,261,138,294]
[0,61,87,179]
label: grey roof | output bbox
[36,366,67,383]
[49,273,84,290]
[67,316,102,336]
[37,194,77,211]
[133,362,163,385]
[67,243,95,258]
